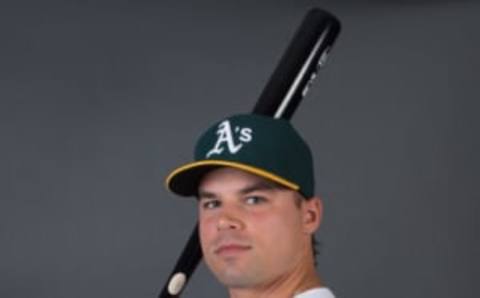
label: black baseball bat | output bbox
[159,8,341,297]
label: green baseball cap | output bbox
[165,114,315,198]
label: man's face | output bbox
[197,167,321,289]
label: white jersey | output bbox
[294,287,335,298]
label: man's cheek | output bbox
[246,210,274,224]
[247,215,283,241]
[199,219,215,248]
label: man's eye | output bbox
[202,200,221,209]
[245,196,266,205]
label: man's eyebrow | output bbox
[197,180,284,200]
[196,190,217,201]
[238,181,283,195]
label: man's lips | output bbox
[214,244,251,256]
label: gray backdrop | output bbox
[1,0,478,297]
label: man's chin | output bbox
[217,273,257,289]
[213,265,263,289]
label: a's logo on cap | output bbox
[206,120,253,158]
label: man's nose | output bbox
[216,209,244,231]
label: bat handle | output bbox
[158,224,202,298]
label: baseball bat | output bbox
[159,8,341,297]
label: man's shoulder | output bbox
[294,287,335,298]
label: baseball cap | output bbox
[165,114,315,198]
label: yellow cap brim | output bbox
[165,160,300,197]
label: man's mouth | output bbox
[214,244,251,256]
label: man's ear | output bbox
[302,196,323,234]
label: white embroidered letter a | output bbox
[206,120,244,158]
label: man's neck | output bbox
[228,261,323,298]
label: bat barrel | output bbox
[253,8,341,120]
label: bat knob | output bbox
[167,272,187,296]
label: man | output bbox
[166,114,334,298]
